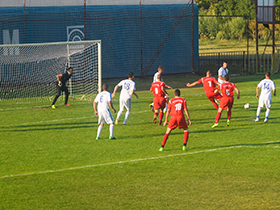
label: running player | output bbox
[112,72,138,125]
[51,67,73,108]
[150,74,168,125]
[212,75,240,128]
[255,71,276,123]
[218,61,229,84]
[187,70,221,109]
[159,89,191,151]
[150,66,173,112]
[94,84,116,140]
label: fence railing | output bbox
[199,51,280,75]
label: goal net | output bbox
[0,40,101,104]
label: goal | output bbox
[0,40,101,103]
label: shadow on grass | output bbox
[0,121,96,132]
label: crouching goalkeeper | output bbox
[51,67,73,109]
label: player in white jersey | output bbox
[255,71,276,123]
[150,66,172,112]
[112,72,138,125]
[218,61,229,84]
[94,84,116,140]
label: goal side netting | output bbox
[0,40,101,104]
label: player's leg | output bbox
[109,123,115,139]
[226,99,233,126]
[159,127,172,151]
[154,109,159,124]
[256,98,264,122]
[96,114,104,139]
[149,102,154,112]
[212,108,223,128]
[51,85,62,108]
[104,110,116,139]
[264,99,271,122]
[123,99,131,125]
[159,117,177,151]
[63,86,70,106]
[115,98,124,125]
[158,109,164,125]
[182,129,189,151]
[209,97,219,109]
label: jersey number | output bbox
[124,83,130,90]
[208,81,212,87]
[263,83,270,90]
[175,103,182,111]
[155,88,159,94]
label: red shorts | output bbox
[168,115,188,130]
[153,96,166,110]
[206,91,222,101]
[219,97,234,109]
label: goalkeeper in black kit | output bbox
[51,67,73,109]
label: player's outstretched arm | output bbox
[186,81,199,87]
[112,85,119,98]
[93,102,98,116]
[165,84,173,89]
[109,101,116,113]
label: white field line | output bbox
[0,142,279,179]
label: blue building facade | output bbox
[0,1,199,78]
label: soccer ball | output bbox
[244,103,250,109]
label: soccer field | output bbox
[1,74,280,209]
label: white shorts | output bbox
[258,97,271,109]
[119,97,131,111]
[98,109,114,124]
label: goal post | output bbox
[0,40,102,103]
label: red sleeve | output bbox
[216,84,221,91]
[197,78,203,84]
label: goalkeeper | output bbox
[51,67,73,109]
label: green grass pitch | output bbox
[1,74,280,209]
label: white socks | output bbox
[97,125,103,138]
[109,124,114,137]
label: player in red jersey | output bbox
[159,89,191,151]
[212,75,240,128]
[187,70,221,109]
[150,74,169,125]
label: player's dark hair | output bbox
[102,84,108,91]
[128,72,134,78]
[174,89,180,96]
[158,66,164,71]
[68,67,73,73]
[223,61,227,64]
[265,71,271,77]
[224,74,229,81]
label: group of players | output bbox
[51,62,276,151]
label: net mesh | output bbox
[0,41,100,103]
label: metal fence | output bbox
[199,51,280,76]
